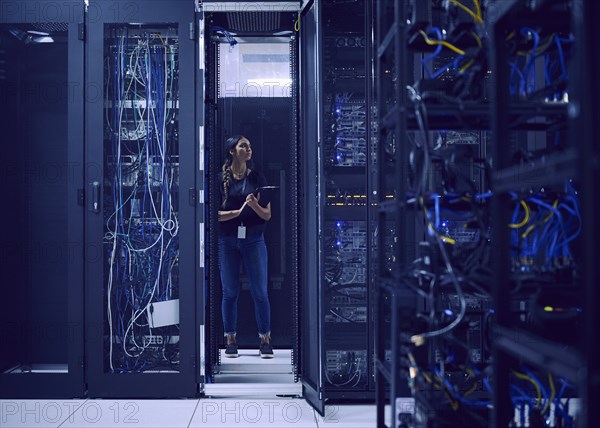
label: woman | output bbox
[217,135,273,358]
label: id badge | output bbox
[237,225,246,239]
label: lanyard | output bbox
[240,176,247,229]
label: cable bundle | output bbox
[509,184,580,272]
[104,27,180,373]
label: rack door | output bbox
[84,0,197,397]
[299,0,325,415]
[0,0,85,398]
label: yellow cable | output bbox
[545,372,556,416]
[473,0,482,20]
[439,233,456,245]
[508,200,530,229]
[464,382,478,397]
[459,60,474,74]
[517,33,555,56]
[294,14,300,32]
[449,0,483,24]
[418,30,466,55]
[512,370,542,409]
[424,206,457,245]
[522,199,558,238]
[463,367,478,397]
[544,199,559,223]
[521,224,536,239]
[458,33,482,73]
[434,375,459,411]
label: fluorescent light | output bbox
[247,78,291,86]
[33,36,54,43]
[27,30,50,36]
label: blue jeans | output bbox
[218,234,271,338]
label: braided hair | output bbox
[221,135,246,208]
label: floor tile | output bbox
[188,398,318,428]
[58,399,198,428]
[315,404,393,428]
[0,400,86,428]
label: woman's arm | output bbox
[218,202,247,222]
[245,193,271,221]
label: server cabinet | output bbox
[320,0,374,400]
[201,3,300,382]
[490,1,584,426]
[84,0,198,397]
[299,0,325,415]
[0,1,85,398]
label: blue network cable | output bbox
[508,59,526,96]
[520,28,540,94]
[421,27,443,79]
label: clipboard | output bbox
[240,186,279,218]
[253,186,279,206]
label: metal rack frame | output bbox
[490,0,597,426]
[375,1,413,426]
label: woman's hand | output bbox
[245,192,260,208]
[246,192,271,221]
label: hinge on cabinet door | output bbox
[189,188,197,206]
[77,189,85,206]
[189,22,195,40]
[78,22,85,41]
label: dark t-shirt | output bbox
[218,169,268,237]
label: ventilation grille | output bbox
[226,12,281,32]
[32,22,69,33]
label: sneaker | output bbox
[259,342,274,359]
[225,343,238,358]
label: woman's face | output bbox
[231,137,252,163]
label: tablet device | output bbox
[240,186,280,218]
[253,186,279,206]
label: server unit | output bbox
[321,0,373,399]
[0,1,85,398]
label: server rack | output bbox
[375,1,493,426]
[490,1,591,427]
[201,4,300,382]
[374,1,594,427]
[317,0,377,401]
[374,0,427,424]
[0,1,86,398]
[576,2,600,426]
[84,0,198,397]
